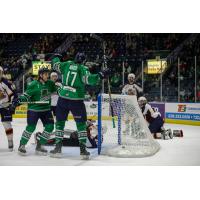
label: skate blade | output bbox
[8,148,14,152]
[18,151,27,156]
[49,153,62,158]
[81,155,90,160]
[35,151,48,156]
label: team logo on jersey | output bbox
[89,103,97,109]
[41,89,50,101]
[178,105,186,112]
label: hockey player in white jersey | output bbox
[0,66,16,151]
[138,96,173,139]
[122,73,142,136]
[123,88,139,136]
[122,73,143,97]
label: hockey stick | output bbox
[107,77,116,128]
[102,42,116,128]
[20,101,50,104]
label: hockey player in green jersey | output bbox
[16,68,58,155]
[50,52,110,159]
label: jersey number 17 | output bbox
[65,71,77,87]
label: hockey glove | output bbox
[50,53,63,61]
[98,68,112,79]
[9,97,21,114]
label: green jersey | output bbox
[52,57,101,100]
[20,80,57,112]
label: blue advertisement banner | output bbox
[166,112,200,121]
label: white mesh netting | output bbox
[98,94,160,158]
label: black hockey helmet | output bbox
[74,52,86,64]
[38,67,50,76]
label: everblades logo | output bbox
[178,105,186,112]
[90,103,97,109]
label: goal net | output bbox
[97,94,160,158]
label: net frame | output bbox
[97,93,160,158]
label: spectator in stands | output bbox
[110,72,122,88]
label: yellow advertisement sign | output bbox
[147,59,167,74]
[13,105,27,118]
[32,61,51,75]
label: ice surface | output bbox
[0,119,200,166]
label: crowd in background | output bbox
[0,33,200,102]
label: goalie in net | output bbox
[97,91,160,158]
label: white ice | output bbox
[0,118,200,166]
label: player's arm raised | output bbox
[51,54,66,74]
[80,65,112,86]
[80,66,101,86]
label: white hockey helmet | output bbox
[138,96,147,107]
[128,73,135,79]
[50,72,58,78]
[138,96,147,102]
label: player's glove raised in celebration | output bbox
[98,68,112,79]
[50,53,63,61]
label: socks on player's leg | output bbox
[76,122,90,159]
[50,121,65,157]
[20,124,36,145]
[5,128,14,150]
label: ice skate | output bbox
[49,142,62,158]
[8,139,14,151]
[80,143,90,160]
[18,144,27,156]
[34,133,48,155]
[35,141,48,156]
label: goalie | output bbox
[37,120,106,148]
